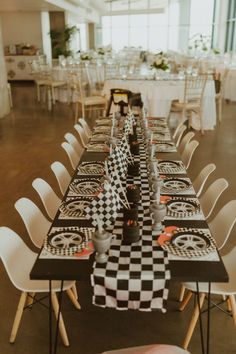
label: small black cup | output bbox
[126,185,140,203]
[123,222,140,244]
[127,162,140,176]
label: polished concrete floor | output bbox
[0,83,236,354]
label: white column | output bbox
[41,12,52,64]
[0,16,10,119]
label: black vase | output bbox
[128,133,137,144]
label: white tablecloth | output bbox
[102,79,216,130]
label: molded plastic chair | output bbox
[102,344,190,354]
[181,140,199,169]
[74,123,89,148]
[180,245,236,349]
[0,226,77,345]
[32,178,61,220]
[179,200,236,302]
[192,163,216,197]
[199,178,229,220]
[78,117,92,138]
[172,118,187,140]
[64,132,83,156]
[14,198,80,309]
[61,141,80,170]
[50,161,71,196]
[174,125,187,147]
[179,132,195,155]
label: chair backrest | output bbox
[179,132,195,155]
[64,132,83,156]
[193,163,216,197]
[61,141,80,170]
[32,178,61,220]
[0,226,36,291]
[208,200,236,250]
[74,124,89,147]
[78,117,92,137]
[15,197,51,248]
[50,161,71,196]
[184,74,207,105]
[181,140,199,169]
[199,178,229,219]
[174,125,187,147]
[101,344,190,354]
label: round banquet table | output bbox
[102,78,216,131]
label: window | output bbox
[225,0,236,52]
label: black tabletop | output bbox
[30,131,228,284]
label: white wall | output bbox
[0,17,10,118]
[1,12,42,50]
[41,12,52,63]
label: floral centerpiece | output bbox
[80,52,93,61]
[150,52,169,71]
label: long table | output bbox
[30,117,228,354]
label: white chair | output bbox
[32,178,61,220]
[181,140,199,169]
[50,161,71,196]
[14,198,80,309]
[61,142,80,170]
[172,118,187,140]
[192,163,216,197]
[64,132,83,156]
[74,124,89,148]
[102,344,190,354]
[180,245,236,349]
[0,226,78,345]
[179,132,195,155]
[179,200,236,302]
[199,178,229,220]
[174,125,187,148]
[78,117,92,138]
[7,83,13,108]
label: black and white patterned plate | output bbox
[86,143,109,152]
[158,160,185,174]
[77,161,104,175]
[60,197,92,218]
[161,178,191,193]
[44,229,88,256]
[162,228,216,258]
[69,178,101,196]
[166,198,200,218]
[90,133,110,142]
[155,142,177,153]
[96,119,111,126]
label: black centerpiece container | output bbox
[123,204,139,221]
[127,162,140,176]
[126,184,140,203]
[128,132,137,144]
[130,141,140,155]
[123,220,140,244]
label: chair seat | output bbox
[171,100,201,111]
[102,344,189,354]
[79,95,107,106]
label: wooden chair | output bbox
[170,74,207,134]
[74,77,107,123]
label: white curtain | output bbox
[0,17,10,118]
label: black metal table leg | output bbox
[207,282,211,354]
[49,280,52,354]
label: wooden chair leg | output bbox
[71,284,78,299]
[75,102,79,124]
[10,292,27,343]
[36,84,40,102]
[227,297,232,312]
[229,295,236,328]
[179,290,193,311]
[66,288,81,310]
[179,284,186,302]
[26,292,35,307]
[182,293,205,349]
[218,98,222,123]
[51,292,69,347]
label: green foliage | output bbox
[49,25,78,58]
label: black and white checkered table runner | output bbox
[91,133,171,312]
